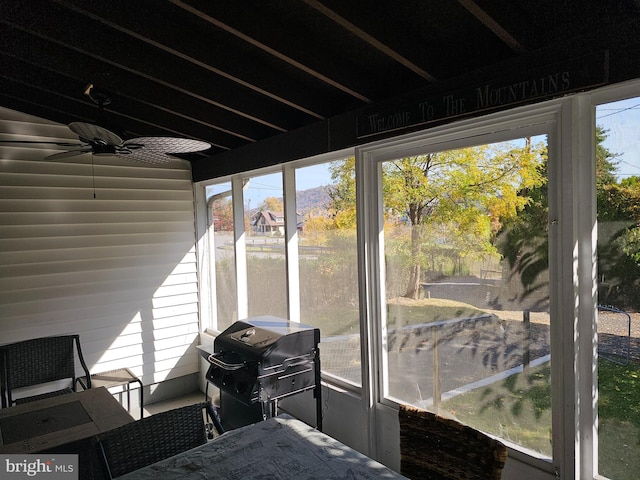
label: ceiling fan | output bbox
[0,85,211,165]
[49,121,211,164]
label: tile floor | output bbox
[143,391,210,417]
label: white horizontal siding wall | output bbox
[0,107,201,387]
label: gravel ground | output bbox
[598,311,640,362]
[486,309,640,362]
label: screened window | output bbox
[204,158,362,386]
[296,161,361,385]
[208,182,237,332]
[244,172,287,319]
[595,97,640,480]
[198,87,640,479]
[375,137,552,455]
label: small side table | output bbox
[78,368,144,419]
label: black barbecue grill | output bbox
[205,316,322,431]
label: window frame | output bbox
[195,81,640,478]
[356,101,566,475]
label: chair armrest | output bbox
[76,376,90,390]
[73,335,91,390]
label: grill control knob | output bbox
[235,381,247,394]
[207,367,221,381]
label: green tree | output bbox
[329,142,545,299]
[497,157,549,307]
[596,126,623,221]
[598,174,640,309]
[328,157,357,229]
[500,127,640,310]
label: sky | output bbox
[596,97,640,179]
[210,96,640,206]
[236,163,333,207]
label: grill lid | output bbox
[228,326,280,349]
[213,316,319,368]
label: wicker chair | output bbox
[96,402,214,479]
[399,404,508,480]
[0,334,91,407]
[41,436,107,480]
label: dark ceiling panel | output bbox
[174,0,427,102]
[315,0,517,80]
[0,22,286,143]
[56,0,361,120]
[2,2,317,133]
[0,0,638,177]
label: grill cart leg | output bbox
[314,347,322,432]
[261,398,277,421]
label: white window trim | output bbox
[283,164,301,323]
[230,176,249,321]
[357,99,565,476]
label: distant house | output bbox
[251,210,285,236]
[250,210,304,235]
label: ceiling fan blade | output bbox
[116,150,172,165]
[124,137,210,153]
[118,142,143,152]
[45,148,92,161]
[0,139,83,147]
[69,122,123,146]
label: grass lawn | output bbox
[598,360,640,479]
[441,359,640,480]
[442,363,553,455]
[386,297,487,327]
[305,297,487,337]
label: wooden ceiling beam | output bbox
[457,0,526,54]
[169,0,372,103]
[303,0,438,83]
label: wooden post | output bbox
[432,326,441,411]
[523,310,531,380]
